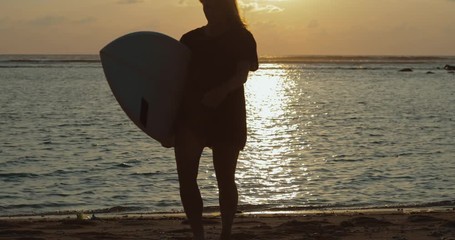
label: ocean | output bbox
[1,55,454,216]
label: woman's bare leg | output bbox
[212,145,240,239]
[175,128,206,240]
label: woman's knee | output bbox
[212,146,239,168]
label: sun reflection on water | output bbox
[238,64,314,206]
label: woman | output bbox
[175,0,258,239]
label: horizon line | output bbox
[1,53,455,58]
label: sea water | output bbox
[1,55,454,216]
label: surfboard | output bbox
[99,31,190,147]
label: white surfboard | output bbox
[100,31,190,147]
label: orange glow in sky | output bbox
[0,0,454,55]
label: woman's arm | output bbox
[201,61,252,108]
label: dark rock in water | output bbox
[399,68,413,72]
[444,64,455,70]
[426,71,435,74]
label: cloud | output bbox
[29,16,67,26]
[239,1,284,13]
[25,15,96,27]
[174,0,284,11]
[177,0,188,6]
[175,0,201,7]
[72,17,97,25]
[117,0,144,4]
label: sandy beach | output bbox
[0,208,454,240]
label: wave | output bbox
[0,55,101,68]
[0,65,100,69]
[1,54,453,70]
[1,65,449,71]
[0,55,100,69]
[236,200,455,213]
[2,54,454,64]
[260,55,455,64]
[2,59,100,63]
[259,65,449,72]
[0,205,145,217]
[0,54,99,62]
[0,172,41,179]
[2,200,454,218]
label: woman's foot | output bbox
[220,229,231,240]
[193,234,205,240]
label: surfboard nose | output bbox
[99,31,190,147]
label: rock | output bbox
[444,64,455,70]
[399,68,413,72]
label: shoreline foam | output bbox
[0,207,454,240]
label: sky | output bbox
[0,0,454,56]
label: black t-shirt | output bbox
[179,26,258,149]
[181,26,258,93]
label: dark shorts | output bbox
[176,87,247,150]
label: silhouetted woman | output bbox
[175,0,258,239]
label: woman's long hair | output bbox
[200,0,246,27]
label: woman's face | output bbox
[202,0,228,25]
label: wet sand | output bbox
[0,208,454,239]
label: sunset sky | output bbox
[1,0,454,56]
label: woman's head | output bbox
[200,0,245,27]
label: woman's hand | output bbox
[201,86,229,109]
[201,61,252,109]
